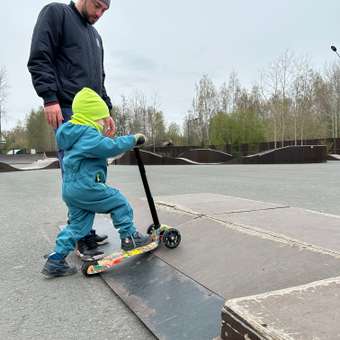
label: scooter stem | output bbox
[134,147,161,229]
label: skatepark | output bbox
[3,0,340,337]
[2,158,340,339]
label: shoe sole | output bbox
[41,268,77,278]
[121,241,155,252]
[95,240,109,246]
[75,250,105,261]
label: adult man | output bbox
[28,0,115,259]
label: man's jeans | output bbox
[56,107,73,175]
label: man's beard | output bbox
[81,0,98,25]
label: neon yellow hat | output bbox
[70,87,110,132]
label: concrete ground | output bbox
[1,162,340,339]
[0,170,155,340]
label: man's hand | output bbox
[44,103,63,129]
[103,116,116,137]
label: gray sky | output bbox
[1,0,340,130]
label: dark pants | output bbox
[56,108,73,176]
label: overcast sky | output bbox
[1,0,340,130]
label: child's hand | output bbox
[103,117,116,137]
[134,133,146,146]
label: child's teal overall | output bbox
[54,122,137,256]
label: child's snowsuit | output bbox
[54,88,137,256]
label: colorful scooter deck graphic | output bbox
[83,241,159,275]
[81,225,181,276]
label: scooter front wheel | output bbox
[163,228,181,249]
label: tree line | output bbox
[2,51,340,153]
[188,51,340,148]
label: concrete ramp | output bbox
[328,153,340,160]
[178,149,233,163]
[0,162,19,172]
[90,193,340,339]
[222,276,340,339]
[114,150,228,165]
[243,145,327,164]
[92,207,223,340]
[0,158,59,172]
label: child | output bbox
[42,87,152,277]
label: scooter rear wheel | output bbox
[81,261,98,277]
[147,224,157,235]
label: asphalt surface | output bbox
[0,170,155,340]
[1,161,340,339]
[111,161,340,216]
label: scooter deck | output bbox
[84,240,159,275]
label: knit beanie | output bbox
[70,87,109,132]
[100,0,111,8]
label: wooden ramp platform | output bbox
[89,194,340,339]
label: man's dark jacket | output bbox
[27,1,112,110]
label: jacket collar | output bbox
[69,1,88,25]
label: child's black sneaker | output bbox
[42,255,77,278]
[88,229,108,245]
[76,236,105,261]
[121,231,153,251]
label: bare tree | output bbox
[261,51,295,147]
[0,67,8,140]
[324,63,340,147]
[277,51,295,144]
[291,56,314,144]
[259,67,280,147]
[119,95,130,135]
[227,71,241,113]
[147,93,163,151]
[219,82,230,113]
[313,73,333,140]
[192,75,219,145]
[184,111,200,145]
[129,91,147,133]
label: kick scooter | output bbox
[81,147,181,276]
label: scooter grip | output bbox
[136,135,146,146]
